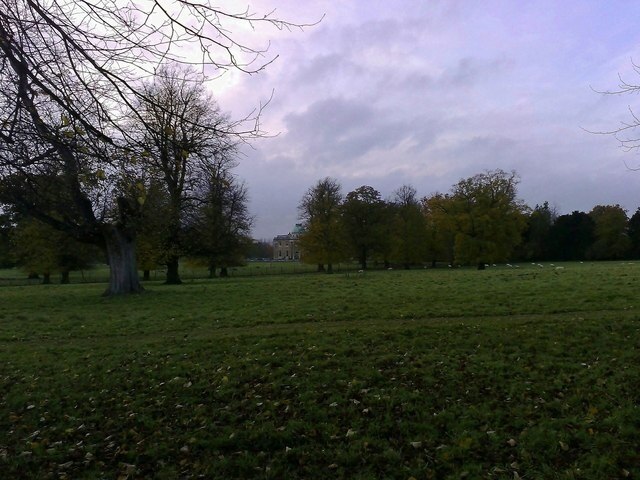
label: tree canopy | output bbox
[341,185,386,270]
[298,177,346,273]
[587,205,630,260]
[444,170,527,268]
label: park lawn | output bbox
[1,262,639,479]
[0,261,329,287]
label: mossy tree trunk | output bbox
[103,226,143,296]
[165,255,182,285]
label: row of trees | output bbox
[0,203,274,282]
[518,203,640,262]
[0,0,305,295]
[297,170,640,271]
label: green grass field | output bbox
[1,262,639,479]
[0,261,326,287]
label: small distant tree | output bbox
[248,240,274,260]
[422,193,457,266]
[341,185,386,270]
[389,185,427,269]
[587,205,631,260]
[371,202,396,268]
[518,202,557,261]
[448,170,527,269]
[185,159,253,278]
[298,178,347,273]
[547,211,595,261]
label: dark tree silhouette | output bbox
[518,202,557,261]
[185,156,253,279]
[341,185,386,270]
[390,185,427,269]
[547,211,595,261]
[628,208,640,259]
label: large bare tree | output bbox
[0,0,312,295]
[133,64,238,285]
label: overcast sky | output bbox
[212,0,640,240]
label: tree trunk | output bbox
[327,263,333,274]
[143,270,150,281]
[219,266,229,277]
[165,255,182,284]
[359,247,367,270]
[477,262,486,270]
[60,271,70,284]
[103,226,144,296]
[317,264,325,272]
[42,272,51,284]
[208,265,216,278]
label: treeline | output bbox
[0,64,255,287]
[0,212,272,282]
[298,170,640,271]
[0,192,254,284]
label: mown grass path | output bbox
[1,263,639,478]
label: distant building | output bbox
[273,224,304,260]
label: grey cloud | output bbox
[393,72,434,91]
[291,53,364,86]
[280,97,414,164]
[283,97,373,143]
[311,16,428,53]
[442,56,515,87]
[451,135,518,160]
